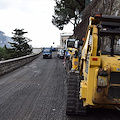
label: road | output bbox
[0,52,120,120]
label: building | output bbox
[60,32,73,48]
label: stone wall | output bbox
[75,0,120,40]
[32,48,42,54]
[0,53,40,76]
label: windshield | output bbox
[43,49,51,52]
[100,35,120,55]
[67,41,75,47]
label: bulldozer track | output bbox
[66,72,87,115]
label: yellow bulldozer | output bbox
[66,14,120,115]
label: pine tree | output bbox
[9,28,32,58]
[52,0,85,30]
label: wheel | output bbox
[66,72,87,115]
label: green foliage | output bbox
[0,47,6,60]
[8,29,33,58]
[52,0,85,30]
[0,47,12,60]
[0,29,33,60]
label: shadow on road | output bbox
[67,108,120,120]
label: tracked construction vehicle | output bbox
[66,14,120,115]
[65,39,76,72]
[65,39,83,72]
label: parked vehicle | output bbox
[42,47,52,58]
[57,49,64,58]
[52,47,56,51]
[66,14,120,115]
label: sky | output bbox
[0,0,73,48]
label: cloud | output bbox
[0,0,73,47]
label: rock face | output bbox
[0,31,13,48]
[75,0,120,40]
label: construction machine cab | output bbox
[97,16,120,56]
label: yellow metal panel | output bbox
[85,67,98,106]
[72,57,78,70]
[80,80,87,99]
[90,56,101,67]
[92,26,98,56]
[81,29,90,60]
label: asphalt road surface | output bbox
[0,52,120,120]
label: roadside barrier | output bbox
[0,53,40,76]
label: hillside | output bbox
[0,31,13,48]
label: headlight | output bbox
[97,76,107,87]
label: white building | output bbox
[60,32,73,48]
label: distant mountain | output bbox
[0,31,13,48]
